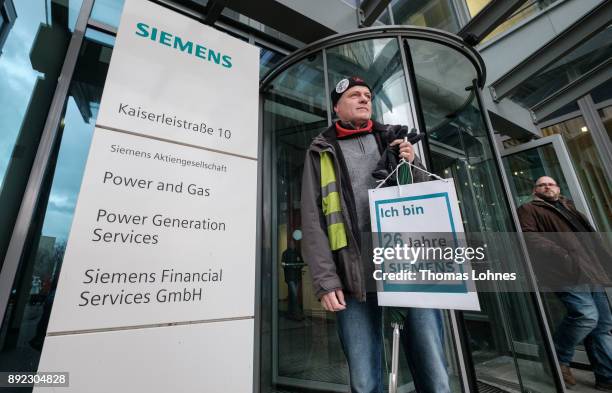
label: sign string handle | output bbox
[375,139,448,190]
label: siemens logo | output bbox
[135,22,233,69]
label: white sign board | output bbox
[36,0,259,391]
[368,179,480,311]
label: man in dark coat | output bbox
[301,76,449,393]
[281,239,304,320]
[518,176,612,390]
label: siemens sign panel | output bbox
[44,128,257,331]
[35,0,259,391]
[96,0,258,158]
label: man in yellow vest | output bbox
[301,76,449,393]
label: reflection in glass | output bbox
[327,38,414,127]
[91,0,125,28]
[259,45,285,78]
[0,0,16,54]
[409,38,557,392]
[262,53,347,389]
[220,7,302,49]
[0,33,111,389]
[542,116,612,232]
[503,144,570,207]
[0,0,82,272]
[391,0,461,33]
[378,8,391,25]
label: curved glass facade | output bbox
[0,27,112,383]
[0,0,83,272]
[261,28,558,392]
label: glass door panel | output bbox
[262,32,562,393]
[501,134,595,227]
[541,115,612,232]
[0,30,113,392]
[501,135,597,368]
[263,36,464,393]
[408,38,558,392]
[326,37,462,393]
[0,0,83,271]
[326,37,417,129]
[262,52,348,392]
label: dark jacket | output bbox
[517,196,612,288]
[300,121,429,301]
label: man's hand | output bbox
[390,139,415,162]
[321,289,346,312]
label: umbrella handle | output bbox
[389,322,402,393]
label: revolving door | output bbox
[259,27,564,393]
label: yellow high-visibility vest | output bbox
[320,152,348,251]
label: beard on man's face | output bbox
[536,188,560,201]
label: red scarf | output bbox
[335,120,373,138]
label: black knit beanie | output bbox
[330,76,372,107]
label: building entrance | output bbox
[260,27,565,393]
[502,134,610,370]
[0,1,575,390]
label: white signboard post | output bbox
[36,0,260,391]
[369,179,481,311]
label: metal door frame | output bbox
[260,26,488,393]
[501,133,603,367]
[264,32,469,392]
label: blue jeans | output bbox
[401,307,451,393]
[554,286,612,383]
[336,293,450,393]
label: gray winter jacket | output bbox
[300,121,430,302]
